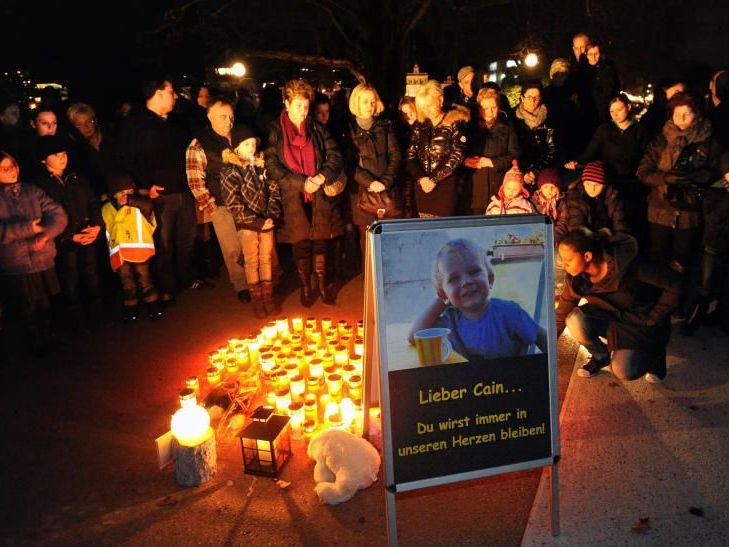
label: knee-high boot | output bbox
[249,283,267,318]
[314,253,335,305]
[296,257,316,308]
[682,249,725,335]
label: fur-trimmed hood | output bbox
[441,104,471,127]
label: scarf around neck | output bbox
[658,116,713,173]
[280,110,317,177]
[516,102,548,129]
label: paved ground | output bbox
[0,270,581,547]
[523,325,729,546]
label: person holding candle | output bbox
[220,124,282,318]
[265,79,345,307]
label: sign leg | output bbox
[386,487,398,546]
[550,462,560,537]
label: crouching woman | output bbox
[556,228,681,383]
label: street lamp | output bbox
[524,53,539,68]
[230,62,246,78]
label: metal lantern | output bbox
[239,406,291,477]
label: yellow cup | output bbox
[414,328,453,366]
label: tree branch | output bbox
[399,0,433,49]
[305,0,366,57]
[240,48,367,83]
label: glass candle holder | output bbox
[290,374,306,400]
[178,388,197,408]
[305,340,319,352]
[354,338,364,357]
[263,322,278,344]
[339,335,352,351]
[309,330,322,347]
[341,364,357,383]
[225,357,239,374]
[308,358,324,379]
[349,353,363,374]
[324,327,339,343]
[342,324,353,337]
[324,401,345,430]
[288,401,305,440]
[259,352,276,376]
[290,334,302,346]
[305,317,317,330]
[276,317,290,338]
[347,374,363,407]
[208,351,224,370]
[285,362,300,380]
[321,353,335,370]
[357,320,364,338]
[275,388,292,413]
[334,345,349,368]
[304,393,318,424]
[321,317,333,331]
[206,366,221,384]
[273,369,290,391]
[306,375,321,395]
[303,418,316,439]
[265,389,276,407]
[326,373,343,400]
[291,317,303,333]
[185,376,200,398]
[326,340,339,356]
[318,393,331,423]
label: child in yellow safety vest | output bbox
[101,176,163,322]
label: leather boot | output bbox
[249,283,267,318]
[296,257,316,308]
[682,250,724,335]
[262,281,280,315]
[314,253,335,305]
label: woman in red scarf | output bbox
[265,79,344,306]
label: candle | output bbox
[274,369,289,390]
[306,376,321,395]
[318,393,331,422]
[347,374,362,407]
[265,390,276,407]
[342,324,353,337]
[170,402,211,447]
[276,317,290,338]
[178,388,197,408]
[290,374,306,400]
[357,320,364,338]
[185,376,200,398]
[354,338,364,356]
[259,352,276,375]
[334,345,349,368]
[326,373,343,399]
[304,394,318,423]
[321,317,333,331]
[337,320,348,336]
[292,317,303,333]
[228,338,244,352]
[349,353,363,374]
[321,353,334,370]
[324,401,345,430]
[309,358,324,379]
[303,419,316,439]
[277,352,290,369]
[289,401,305,440]
[309,330,322,347]
[275,388,292,413]
[285,362,300,380]
[340,397,356,432]
[208,351,224,370]
[324,327,338,343]
[290,334,302,345]
[206,366,221,384]
[263,322,278,344]
[225,357,239,374]
[339,335,352,351]
[305,317,317,330]
[305,340,319,352]
[326,340,338,355]
[341,364,356,383]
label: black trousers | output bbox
[56,244,100,309]
[153,193,197,295]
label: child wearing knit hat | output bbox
[531,167,568,245]
[485,160,536,215]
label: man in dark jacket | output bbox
[33,135,103,323]
[118,77,195,305]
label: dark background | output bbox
[2,0,729,115]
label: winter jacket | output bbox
[531,190,568,245]
[586,59,620,123]
[485,191,535,216]
[348,117,402,226]
[556,234,681,353]
[566,184,629,236]
[0,182,68,275]
[220,156,282,232]
[117,108,191,195]
[514,108,558,177]
[406,105,470,216]
[32,170,102,250]
[637,117,722,229]
[265,118,344,243]
[577,120,647,181]
[467,119,520,209]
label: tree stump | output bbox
[174,429,217,487]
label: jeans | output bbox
[117,261,158,305]
[238,229,274,285]
[566,307,665,380]
[210,206,248,292]
[152,193,197,295]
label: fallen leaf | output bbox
[631,517,651,534]
[157,495,178,507]
[689,507,704,517]
[275,479,291,490]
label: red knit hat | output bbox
[502,159,524,186]
[582,161,607,185]
[536,168,564,192]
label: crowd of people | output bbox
[2,32,729,384]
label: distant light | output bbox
[506,60,518,69]
[230,62,246,77]
[524,53,539,68]
[489,62,497,71]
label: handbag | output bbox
[666,182,703,211]
[357,187,402,219]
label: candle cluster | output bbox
[199,316,366,441]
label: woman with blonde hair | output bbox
[406,80,470,217]
[265,79,344,306]
[346,82,402,255]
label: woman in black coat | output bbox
[464,88,519,214]
[347,83,401,251]
[557,229,681,383]
[265,79,344,307]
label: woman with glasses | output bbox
[513,81,558,193]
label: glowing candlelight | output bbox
[347,374,362,407]
[354,337,364,356]
[326,372,343,399]
[225,357,239,374]
[309,330,322,346]
[276,317,290,338]
[309,358,324,379]
[179,388,197,408]
[357,320,364,338]
[171,401,212,447]
[275,388,292,413]
[306,375,321,394]
[349,353,363,374]
[259,352,276,375]
[304,394,318,423]
[334,345,349,368]
[321,317,333,331]
[292,317,303,333]
[290,374,306,400]
[206,367,221,384]
[185,376,200,398]
[342,364,356,383]
[289,401,305,440]
[285,362,300,380]
[337,320,348,336]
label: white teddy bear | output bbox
[306,429,381,505]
